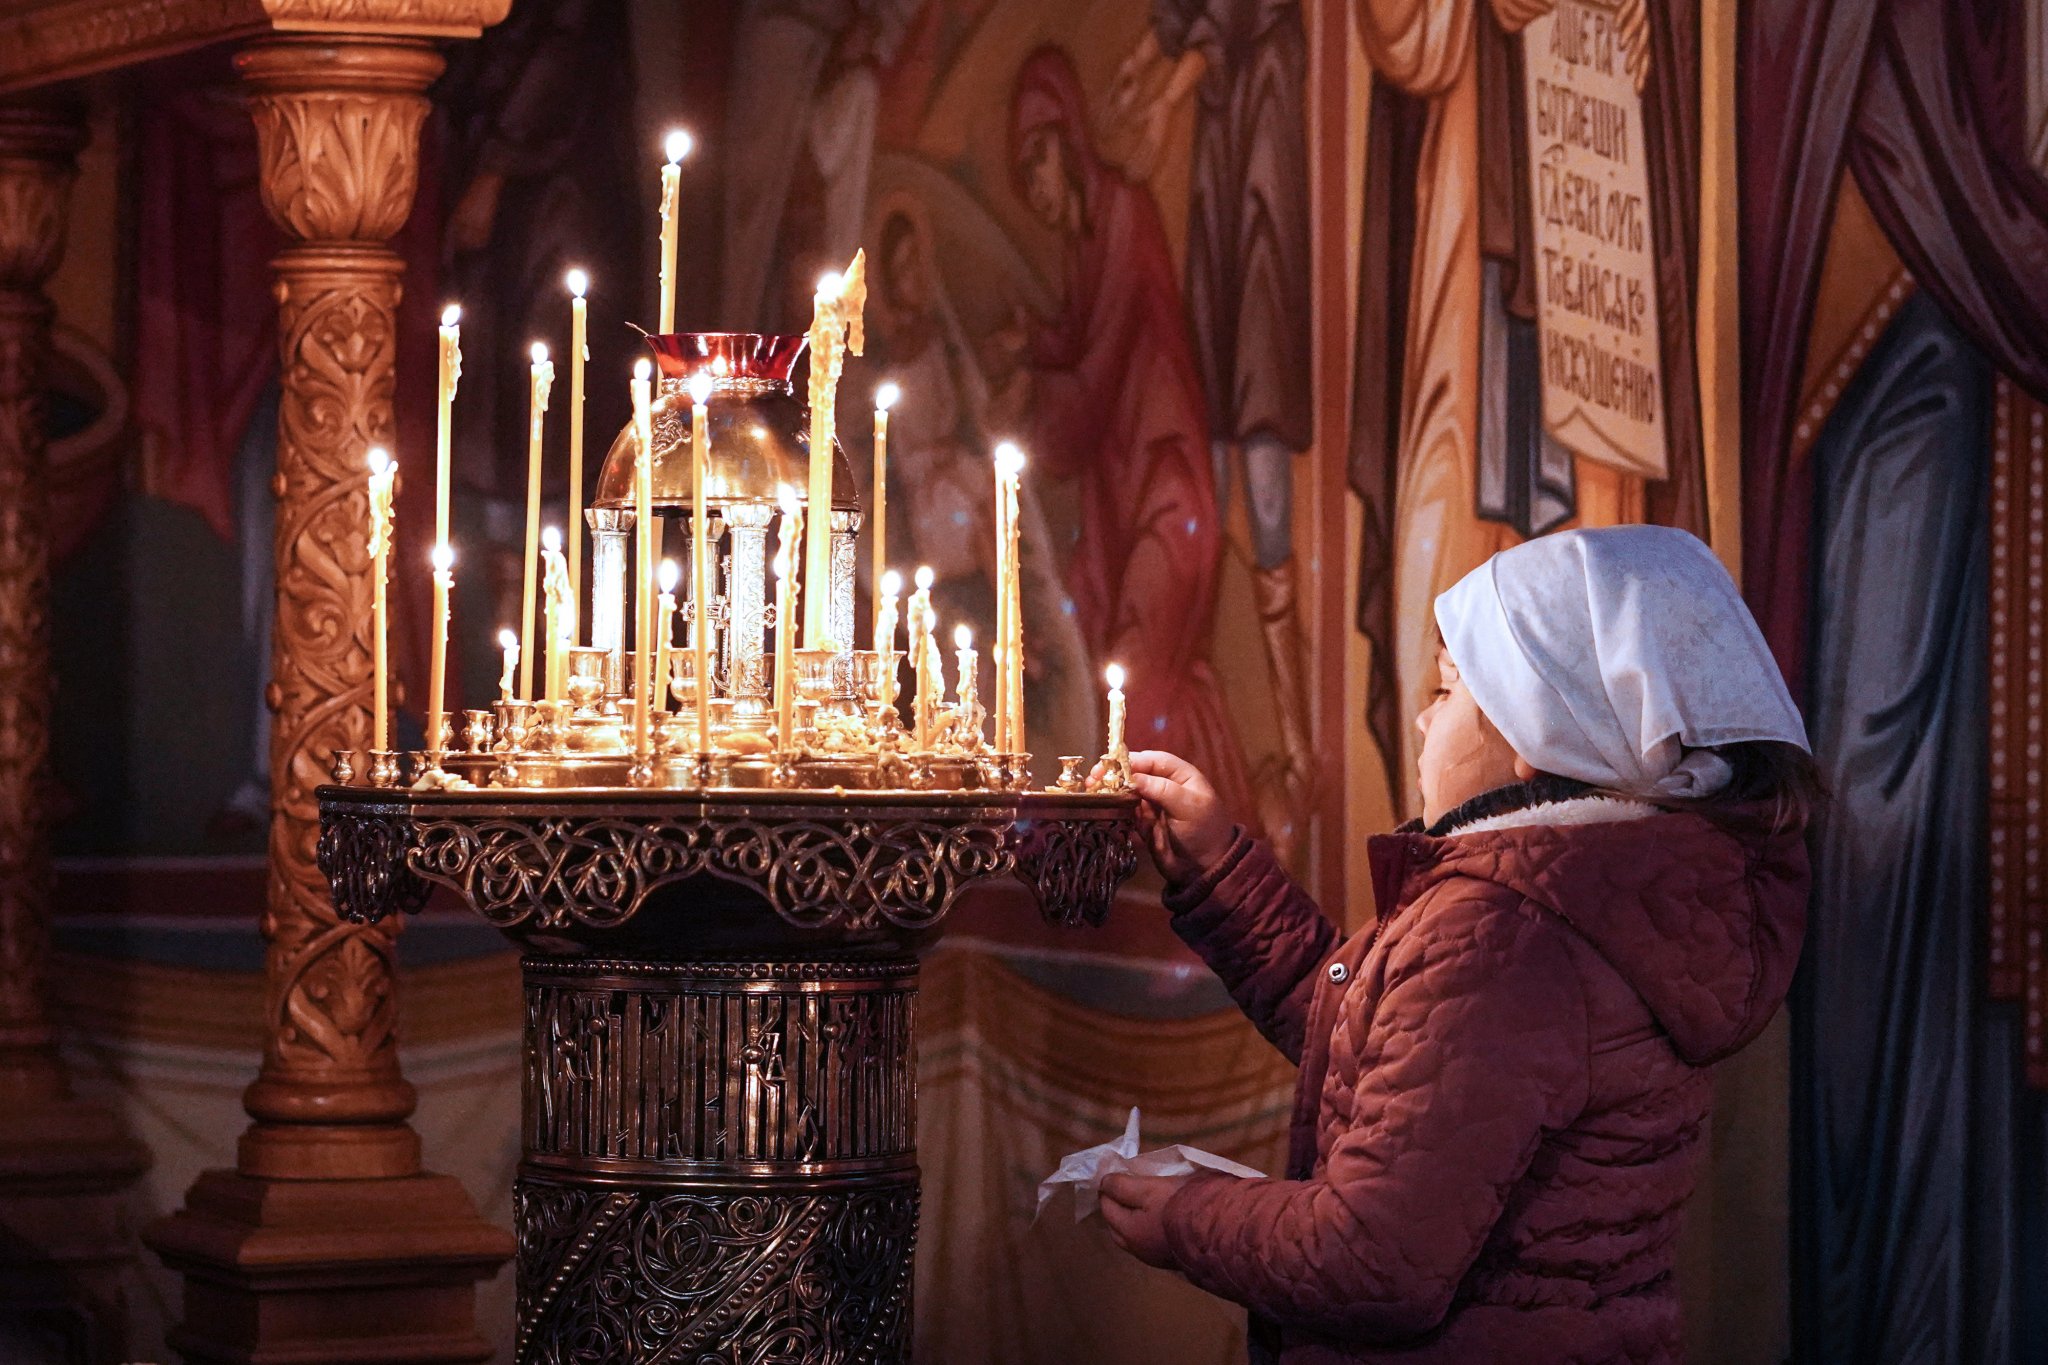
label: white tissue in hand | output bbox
[1035,1107,1264,1222]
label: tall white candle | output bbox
[631,358,656,764]
[953,623,977,744]
[498,627,519,704]
[366,447,396,754]
[1105,662,1128,778]
[658,130,691,333]
[565,271,588,611]
[689,370,714,754]
[427,541,453,746]
[520,342,555,700]
[435,305,460,549]
[872,381,898,635]
[908,566,935,751]
[876,568,901,711]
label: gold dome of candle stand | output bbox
[315,781,1138,1363]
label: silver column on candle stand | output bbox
[587,507,634,697]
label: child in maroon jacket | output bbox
[1097,527,1816,1363]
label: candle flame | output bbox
[530,341,550,365]
[658,558,681,593]
[664,128,693,164]
[499,627,518,651]
[779,485,801,515]
[994,441,1026,478]
[634,357,653,381]
[431,542,454,572]
[954,623,973,650]
[367,446,391,475]
[881,568,902,596]
[688,371,714,405]
[914,565,935,590]
[875,381,901,412]
[817,271,843,298]
[440,303,461,327]
[565,269,588,298]
[542,525,562,553]
[1105,663,1126,690]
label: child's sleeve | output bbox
[1157,890,1591,1342]
[1166,830,1339,1065]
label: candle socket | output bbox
[401,752,432,787]
[1057,756,1087,792]
[1098,751,1131,791]
[567,646,609,716]
[463,710,496,754]
[368,749,400,788]
[331,749,357,785]
[425,711,452,760]
[494,699,534,754]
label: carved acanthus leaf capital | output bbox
[235,38,441,244]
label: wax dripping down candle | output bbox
[520,342,555,701]
[564,270,589,606]
[498,628,519,704]
[427,541,454,752]
[657,130,692,334]
[953,623,979,744]
[366,447,396,755]
[541,527,573,703]
[908,566,936,751]
[1104,663,1129,786]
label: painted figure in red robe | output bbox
[994,45,1254,827]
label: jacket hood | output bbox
[1375,794,1810,1065]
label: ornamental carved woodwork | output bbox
[0,0,512,96]
[0,103,85,1068]
[234,38,443,1149]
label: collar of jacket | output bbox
[1366,777,1663,921]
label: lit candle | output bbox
[656,557,680,717]
[876,568,901,710]
[541,526,572,703]
[498,628,520,704]
[872,381,898,631]
[689,371,714,755]
[953,623,978,742]
[774,487,802,751]
[427,541,453,748]
[803,252,866,648]
[435,305,460,549]
[908,565,935,751]
[366,447,396,755]
[565,270,588,611]
[631,358,656,764]
[520,342,555,700]
[658,129,691,334]
[1105,663,1128,779]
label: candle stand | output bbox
[317,783,1138,1363]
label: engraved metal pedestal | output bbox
[317,787,1138,1363]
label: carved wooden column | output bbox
[146,39,511,1364]
[0,94,150,1362]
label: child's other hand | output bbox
[1099,1171,1184,1269]
[1124,750,1234,884]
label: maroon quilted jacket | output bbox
[1157,792,1809,1363]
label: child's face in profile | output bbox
[1416,647,1533,825]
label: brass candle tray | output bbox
[316,784,1140,934]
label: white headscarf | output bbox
[1433,526,1809,799]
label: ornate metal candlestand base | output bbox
[318,786,1137,1364]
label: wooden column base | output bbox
[146,1171,512,1365]
[0,1092,149,1362]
